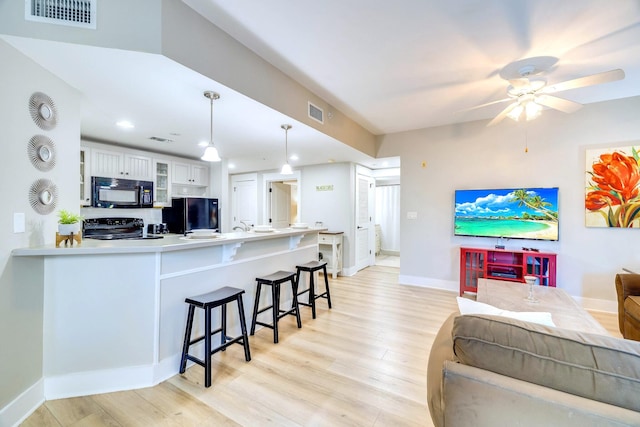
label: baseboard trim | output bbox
[44,365,156,400]
[0,378,44,427]
[43,355,186,401]
[398,275,458,292]
[574,296,617,313]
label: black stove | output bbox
[83,217,163,240]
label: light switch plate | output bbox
[407,211,418,220]
[14,212,25,233]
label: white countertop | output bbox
[12,227,325,256]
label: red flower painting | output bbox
[585,148,640,228]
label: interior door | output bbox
[356,173,375,271]
[269,181,291,228]
[231,176,257,230]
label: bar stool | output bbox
[295,260,333,319]
[179,286,251,388]
[250,270,301,343]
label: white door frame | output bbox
[355,165,375,271]
[262,170,302,226]
[230,173,258,231]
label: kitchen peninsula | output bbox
[12,228,322,399]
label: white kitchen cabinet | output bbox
[153,159,171,206]
[172,160,209,186]
[79,147,91,206]
[319,232,343,279]
[91,147,153,180]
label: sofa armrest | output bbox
[615,274,640,334]
[427,312,458,427]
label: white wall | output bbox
[0,39,80,419]
[378,96,640,310]
[300,163,355,269]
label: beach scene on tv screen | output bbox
[455,188,559,241]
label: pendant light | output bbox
[280,124,293,175]
[201,91,221,162]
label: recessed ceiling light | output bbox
[116,120,134,129]
[290,154,299,161]
[228,163,236,169]
[198,141,209,147]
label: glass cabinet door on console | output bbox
[460,249,485,295]
[525,254,557,287]
[460,247,557,295]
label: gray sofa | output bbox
[427,313,640,427]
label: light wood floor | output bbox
[21,266,619,427]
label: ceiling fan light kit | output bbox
[478,56,625,127]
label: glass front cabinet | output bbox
[153,159,171,207]
[460,247,556,295]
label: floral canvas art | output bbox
[585,145,640,228]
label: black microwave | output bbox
[91,176,154,208]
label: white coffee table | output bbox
[477,278,609,335]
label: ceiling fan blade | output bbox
[487,102,519,127]
[458,97,512,113]
[542,69,625,93]
[536,94,583,113]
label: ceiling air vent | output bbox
[25,0,97,29]
[308,101,324,124]
[149,136,174,143]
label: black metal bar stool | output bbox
[179,286,251,388]
[295,260,332,319]
[250,270,301,343]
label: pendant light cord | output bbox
[210,96,214,147]
[281,124,292,165]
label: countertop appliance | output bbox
[83,217,163,240]
[91,176,154,209]
[162,197,219,234]
[147,223,168,235]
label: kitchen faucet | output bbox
[233,221,251,232]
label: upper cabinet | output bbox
[91,147,153,180]
[172,160,209,186]
[153,159,171,207]
[80,147,91,206]
[82,142,210,201]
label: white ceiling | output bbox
[4,0,640,173]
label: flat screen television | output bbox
[454,187,559,241]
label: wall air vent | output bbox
[25,0,97,29]
[308,101,324,124]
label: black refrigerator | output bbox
[162,197,219,234]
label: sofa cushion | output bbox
[456,296,556,326]
[452,314,640,412]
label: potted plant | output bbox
[57,209,84,236]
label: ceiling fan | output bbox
[468,56,625,127]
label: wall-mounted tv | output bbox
[454,187,559,241]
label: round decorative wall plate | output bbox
[29,178,58,215]
[28,135,57,171]
[29,92,58,130]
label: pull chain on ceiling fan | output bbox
[467,56,625,127]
